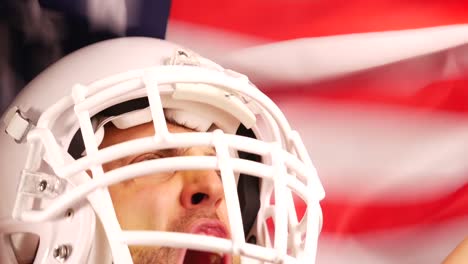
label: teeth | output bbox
[209,254,222,264]
[209,252,224,264]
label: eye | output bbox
[131,153,162,164]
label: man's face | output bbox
[100,121,239,264]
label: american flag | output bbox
[3,1,468,263]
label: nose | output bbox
[179,170,225,210]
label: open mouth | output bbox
[177,219,232,264]
[182,250,231,264]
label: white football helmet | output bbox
[0,37,325,264]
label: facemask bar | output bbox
[288,131,323,261]
[212,129,246,253]
[12,64,324,263]
[72,83,134,263]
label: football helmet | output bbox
[0,37,325,263]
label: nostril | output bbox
[191,192,207,205]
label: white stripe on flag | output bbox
[278,98,468,202]
[168,23,468,85]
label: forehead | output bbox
[100,121,192,148]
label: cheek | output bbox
[108,183,181,231]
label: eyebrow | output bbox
[138,147,217,159]
[120,147,218,168]
[176,147,217,157]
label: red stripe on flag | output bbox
[170,0,468,39]
[291,182,468,236]
[266,79,468,114]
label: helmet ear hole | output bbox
[9,232,40,264]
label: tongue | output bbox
[183,250,226,264]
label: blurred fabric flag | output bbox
[166,1,468,263]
